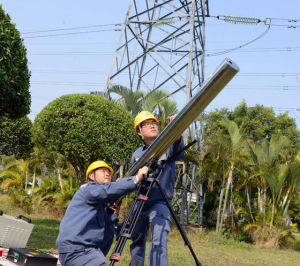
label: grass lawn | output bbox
[1,194,300,265]
[25,220,300,266]
[108,229,300,266]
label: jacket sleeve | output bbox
[129,152,137,169]
[166,137,184,161]
[84,177,136,204]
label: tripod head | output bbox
[145,158,161,180]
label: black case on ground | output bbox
[6,248,58,266]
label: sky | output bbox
[1,0,300,129]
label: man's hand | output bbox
[167,115,176,123]
[167,114,181,143]
[136,166,149,182]
[108,202,121,215]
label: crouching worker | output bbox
[56,160,148,266]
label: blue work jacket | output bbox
[130,138,184,209]
[56,177,136,255]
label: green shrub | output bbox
[32,94,140,183]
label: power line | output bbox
[26,41,117,45]
[30,81,106,86]
[25,46,300,56]
[266,17,300,28]
[265,24,300,28]
[21,23,122,34]
[23,28,121,39]
[206,106,300,112]
[19,17,299,36]
[206,25,270,56]
[30,69,300,79]
[268,17,300,21]
[32,69,104,74]
[239,72,299,77]
[229,84,300,88]
[29,81,300,91]
[225,47,300,53]
[226,87,300,91]
[160,85,300,102]
[30,52,114,56]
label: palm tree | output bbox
[183,144,223,227]
[64,161,78,189]
[0,155,29,191]
[265,165,289,227]
[216,120,246,233]
[43,150,68,190]
[107,85,144,116]
[281,150,300,215]
[142,89,178,129]
[107,85,178,128]
[198,143,228,232]
[236,161,256,223]
[0,155,33,211]
[247,135,290,227]
[29,147,44,194]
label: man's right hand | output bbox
[136,166,149,182]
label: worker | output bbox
[56,160,148,266]
[129,111,184,266]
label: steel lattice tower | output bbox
[105,0,209,99]
[106,0,209,225]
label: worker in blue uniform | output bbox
[56,160,148,266]
[129,111,184,266]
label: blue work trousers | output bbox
[59,247,108,266]
[129,203,171,266]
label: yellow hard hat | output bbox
[86,160,114,181]
[134,111,159,134]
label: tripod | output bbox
[109,141,201,266]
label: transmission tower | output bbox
[105,0,209,224]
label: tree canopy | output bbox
[203,102,300,148]
[0,5,31,118]
[0,115,33,158]
[32,94,140,183]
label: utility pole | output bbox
[105,0,209,223]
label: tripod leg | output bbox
[110,198,145,265]
[154,179,202,266]
[109,179,155,265]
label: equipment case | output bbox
[0,211,34,248]
[6,248,58,266]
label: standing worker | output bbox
[56,160,148,266]
[129,111,184,266]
